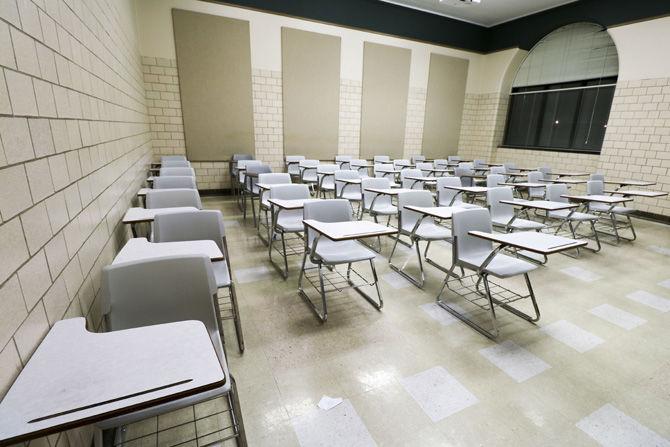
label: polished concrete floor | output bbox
[137,195,670,446]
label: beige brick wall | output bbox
[338,78,362,157]
[403,86,426,159]
[252,68,283,172]
[0,1,151,446]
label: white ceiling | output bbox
[379,0,578,27]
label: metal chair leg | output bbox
[229,284,245,353]
[229,375,248,447]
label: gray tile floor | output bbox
[133,196,670,446]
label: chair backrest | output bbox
[433,159,448,169]
[270,183,311,200]
[527,171,544,197]
[373,155,390,163]
[411,155,426,164]
[448,155,461,162]
[487,187,515,222]
[102,255,222,355]
[146,189,202,209]
[490,166,506,175]
[458,162,474,169]
[286,155,305,163]
[545,183,568,203]
[486,174,505,188]
[538,166,552,180]
[374,163,394,178]
[286,155,305,175]
[590,173,604,182]
[436,176,464,206]
[362,177,393,210]
[416,162,434,174]
[245,164,272,191]
[317,164,339,188]
[154,210,226,252]
[587,179,604,195]
[503,163,517,173]
[232,154,253,162]
[393,159,411,169]
[161,160,191,168]
[350,159,368,175]
[258,172,290,185]
[335,155,352,169]
[161,155,187,163]
[237,160,261,182]
[473,159,486,169]
[451,208,493,263]
[401,168,423,189]
[303,199,352,246]
[398,190,435,231]
[153,175,197,189]
[160,167,195,177]
[454,167,474,187]
[334,170,361,197]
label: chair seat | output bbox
[303,175,317,182]
[277,213,303,232]
[365,203,397,215]
[493,217,546,230]
[314,239,376,264]
[590,203,634,214]
[548,210,598,221]
[402,221,451,240]
[461,252,537,278]
[340,190,362,201]
[320,184,335,191]
[213,260,231,288]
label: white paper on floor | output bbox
[626,290,670,313]
[479,340,551,383]
[559,266,602,282]
[419,302,468,327]
[317,395,343,411]
[292,399,377,447]
[234,265,271,284]
[648,245,670,256]
[658,279,670,290]
[588,304,646,331]
[540,320,604,353]
[381,272,413,289]
[399,366,478,422]
[576,403,670,447]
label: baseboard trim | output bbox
[199,188,232,196]
[634,210,670,225]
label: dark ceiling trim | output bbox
[210,0,670,55]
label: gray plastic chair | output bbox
[434,159,448,169]
[153,210,244,352]
[231,155,254,198]
[350,159,371,178]
[299,159,319,188]
[316,164,339,198]
[145,188,202,209]
[153,175,197,189]
[411,155,426,164]
[486,174,505,188]
[285,155,305,178]
[454,167,474,187]
[160,167,196,177]
[545,183,601,253]
[299,199,381,321]
[487,187,545,232]
[490,166,506,175]
[99,254,246,445]
[527,171,545,199]
[538,166,552,180]
[374,163,396,181]
[335,170,363,216]
[416,162,434,176]
[373,155,390,164]
[393,159,411,169]
[436,176,481,209]
[447,155,461,163]
[257,173,291,239]
[243,164,272,225]
[590,173,605,182]
[389,190,452,287]
[268,184,312,278]
[161,159,191,168]
[160,155,187,163]
[437,208,539,338]
[361,177,398,222]
[473,159,486,169]
[335,155,352,170]
[586,179,636,242]
[401,168,424,190]
[503,163,517,173]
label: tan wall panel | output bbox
[282,28,341,159]
[172,9,254,161]
[360,42,411,159]
[423,53,469,158]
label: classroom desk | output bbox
[404,176,439,189]
[436,231,586,338]
[267,198,319,277]
[604,180,657,191]
[561,194,633,205]
[423,168,453,177]
[499,182,548,189]
[375,169,402,181]
[302,219,397,241]
[113,238,224,264]
[441,185,491,205]
[0,318,225,446]
[550,172,590,177]
[603,189,668,198]
[499,198,576,213]
[540,178,587,185]
[123,207,199,237]
[561,194,636,243]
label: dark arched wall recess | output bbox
[212,0,670,54]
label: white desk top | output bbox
[147,176,155,182]
[303,220,396,241]
[256,182,292,191]
[364,187,414,196]
[551,172,590,177]
[403,205,458,220]
[603,189,667,198]
[541,178,587,184]
[499,182,548,188]
[404,176,438,182]
[137,188,150,197]
[0,318,224,445]
[123,207,199,224]
[469,231,587,255]
[339,178,362,184]
[506,172,528,177]
[561,194,633,204]
[443,185,491,194]
[500,199,577,211]
[113,238,223,264]
[267,198,317,210]
[604,180,656,187]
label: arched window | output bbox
[502,22,618,153]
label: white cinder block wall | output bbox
[0,0,151,445]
